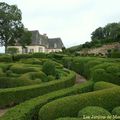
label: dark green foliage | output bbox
[112,106,120,116]
[7,48,18,54]
[39,87,120,120]
[78,106,111,118]
[0,55,12,62]
[13,54,32,61]
[0,2,24,53]
[63,57,120,85]
[32,53,47,58]
[94,81,118,91]
[0,71,75,108]
[18,30,32,48]
[42,60,56,76]
[19,72,48,82]
[111,51,120,58]
[0,81,93,120]
[10,64,38,74]
[20,58,42,64]
[0,77,33,88]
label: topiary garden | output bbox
[0,54,120,120]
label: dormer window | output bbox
[54,43,57,48]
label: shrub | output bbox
[20,58,42,64]
[0,68,6,77]
[42,61,56,76]
[0,55,12,62]
[78,106,111,118]
[0,81,93,120]
[32,52,46,58]
[0,63,11,72]
[84,60,102,78]
[7,48,18,54]
[112,106,120,116]
[10,64,38,74]
[0,71,75,108]
[39,87,120,120]
[94,81,118,91]
[13,54,32,61]
[111,51,120,58]
[0,77,33,88]
[92,69,115,83]
[19,72,48,82]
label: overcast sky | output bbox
[0,0,120,52]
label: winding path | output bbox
[75,73,86,84]
[0,73,86,117]
[0,109,8,117]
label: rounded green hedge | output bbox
[78,106,111,118]
[0,55,12,62]
[10,64,39,74]
[94,81,118,91]
[0,81,93,120]
[0,71,76,108]
[19,71,48,83]
[20,58,42,64]
[39,87,120,120]
[112,106,120,116]
[42,60,56,76]
[0,77,33,88]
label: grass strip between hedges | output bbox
[0,81,94,120]
[0,71,75,108]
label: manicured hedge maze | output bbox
[0,54,120,120]
[63,57,120,85]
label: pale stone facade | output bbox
[8,45,46,54]
[8,30,64,54]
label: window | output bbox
[30,49,34,53]
[39,47,43,52]
[54,43,57,48]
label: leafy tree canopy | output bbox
[0,2,32,53]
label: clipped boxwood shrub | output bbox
[39,87,120,120]
[20,58,42,64]
[0,71,76,108]
[111,51,120,58]
[94,81,118,91]
[0,55,12,62]
[0,77,33,88]
[10,64,39,74]
[84,60,102,78]
[13,54,32,61]
[42,60,56,76]
[78,106,111,118]
[0,68,6,77]
[112,106,120,116]
[19,72,48,82]
[0,81,93,120]
[32,52,46,58]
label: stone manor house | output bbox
[8,30,64,53]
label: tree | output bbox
[0,2,24,53]
[18,30,32,48]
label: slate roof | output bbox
[30,30,64,49]
[48,38,64,49]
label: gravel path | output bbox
[0,109,8,117]
[0,73,86,117]
[75,73,86,84]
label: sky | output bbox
[0,0,120,53]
